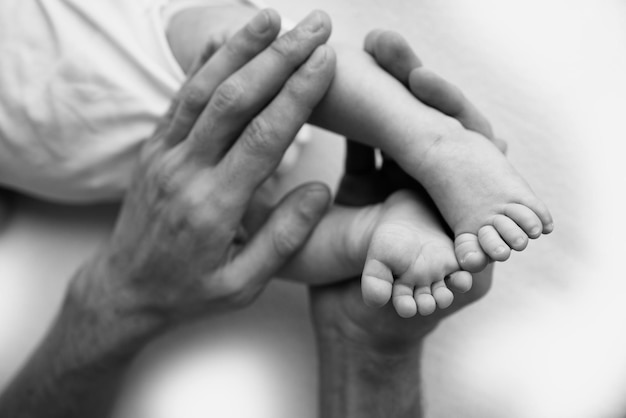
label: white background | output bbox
[1,1,625,417]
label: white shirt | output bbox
[0,0,303,203]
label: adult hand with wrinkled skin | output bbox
[0,9,336,418]
[98,9,336,323]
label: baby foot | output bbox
[361,190,472,317]
[362,28,551,273]
[404,68,553,273]
[411,129,553,272]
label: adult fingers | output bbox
[344,139,377,175]
[364,29,422,85]
[223,183,331,295]
[183,10,333,165]
[365,29,497,142]
[218,44,336,202]
[162,9,282,148]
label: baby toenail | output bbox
[531,226,541,236]
[462,251,476,263]
[516,237,525,246]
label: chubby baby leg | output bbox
[361,190,471,317]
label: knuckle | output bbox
[243,117,276,155]
[269,34,299,62]
[283,73,308,99]
[271,224,300,258]
[223,37,250,64]
[179,84,210,115]
[285,76,322,115]
[210,80,244,114]
[183,181,233,232]
[147,154,181,196]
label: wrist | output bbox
[316,329,423,418]
[315,321,423,360]
[0,253,166,418]
[68,249,168,348]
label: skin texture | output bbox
[1,12,510,418]
[0,10,336,418]
[168,4,553,277]
[310,29,497,418]
[311,138,495,417]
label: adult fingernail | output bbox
[306,46,328,70]
[302,10,323,33]
[249,10,271,34]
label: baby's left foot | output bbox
[361,190,472,317]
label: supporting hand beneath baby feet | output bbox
[309,136,494,416]
[310,245,493,416]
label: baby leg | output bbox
[362,190,471,317]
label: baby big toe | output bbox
[455,233,489,272]
[494,214,528,251]
[362,259,393,307]
[478,225,511,262]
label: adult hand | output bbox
[363,29,507,153]
[310,141,493,418]
[91,9,336,323]
[0,10,336,418]
[167,3,259,74]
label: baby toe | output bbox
[361,259,393,307]
[478,225,511,262]
[447,271,473,293]
[531,199,554,234]
[494,214,528,251]
[431,281,454,309]
[455,233,489,272]
[392,283,418,318]
[504,203,543,239]
[414,286,436,316]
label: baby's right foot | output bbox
[410,118,553,272]
[405,69,553,272]
[365,30,552,272]
[361,190,472,317]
